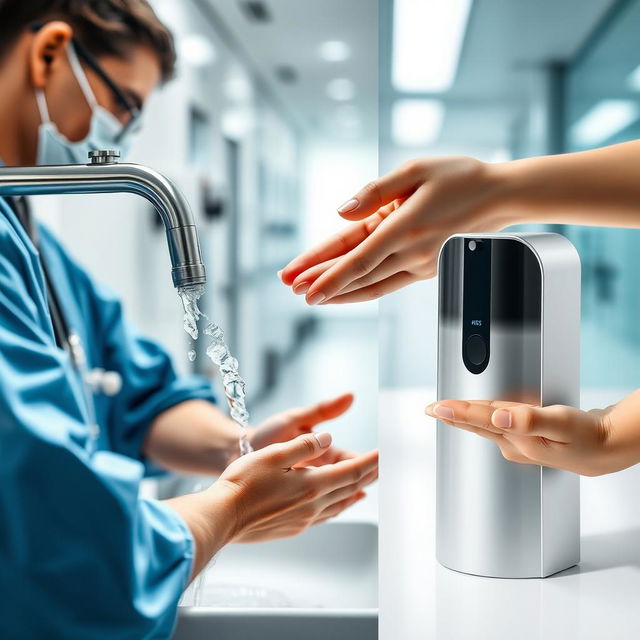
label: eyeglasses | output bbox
[71,39,142,143]
[30,23,143,143]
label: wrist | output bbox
[484,160,532,228]
[489,154,575,227]
[165,484,239,577]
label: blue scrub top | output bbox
[0,196,217,639]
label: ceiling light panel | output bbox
[392,0,473,93]
[570,100,639,147]
[627,63,640,92]
[319,40,351,62]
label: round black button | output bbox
[464,334,487,366]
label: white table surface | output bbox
[380,388,640,640]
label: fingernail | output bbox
[307,292,326,306]
[314,432,332,448]
[277,269,284,279]
[293,281,310,295]
[337,198,359,214]
[433,404,454,420]
[492,409,512,429]
[425,403,435,415]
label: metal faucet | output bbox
[0,150,206,288]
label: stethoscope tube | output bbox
[9,196,121,453]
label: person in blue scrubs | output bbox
[0,2,379,638]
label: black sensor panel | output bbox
[462,239,491,374]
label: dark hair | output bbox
[0,0,176,82]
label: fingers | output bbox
[268,432,334,467]
[306,446,358,467]
[287,393,354,427]
[493,404,582,443]
[320,467,378,507]
[312,449,379,493]
[321,272,420,304]
[280,212,387,285]
[313,492,366,525]
[302,185,434,304]
[324,252,407,297]
[426,400,580,443]
[302,220,403,304]
[426,400,510,435]
[291,258,340,295]
[336,161,428,221]
[426,402,546,465]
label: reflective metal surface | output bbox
[436,233,581,578]
[0,155,206,288]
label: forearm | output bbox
[164,483,237,580]
[494,140,640,228]
[143,399,243,476]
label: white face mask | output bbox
[35,44,137,166]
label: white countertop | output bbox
[380,388,640,640]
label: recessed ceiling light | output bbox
[224,74,253,102]
[334,104,362,137]
[570,100,639,147]
[179,34,217,67]
[392,0,472,92]
[275,65,298,84]
[327,78,356,101]
[392,99,445,146]
[319,40,351,62]
[222,107,255,139]
[240,1,272,23]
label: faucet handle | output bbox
[88,150,121,165]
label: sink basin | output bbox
[173,520,378,639]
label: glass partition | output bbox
[564,0,640,387]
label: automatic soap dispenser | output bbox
[436,233,581,578]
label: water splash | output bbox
[178,285,253,457]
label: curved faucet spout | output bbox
[0,152,206,288]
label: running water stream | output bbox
[178,284,253,457]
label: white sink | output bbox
[174,520,378,639]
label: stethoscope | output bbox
[11,196,122,454]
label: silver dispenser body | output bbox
[436,233,580,578]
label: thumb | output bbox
[336,161,425,221]
[491,404,585,443]
[269,432,333,467]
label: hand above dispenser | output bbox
[280,140,640,305]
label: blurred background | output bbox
[379,0,640,390]
[31,0,378,496]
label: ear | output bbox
[29,21,74,89]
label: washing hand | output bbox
[425,390,640,476]
[248,393,359,466]
[217,430,378,543]
[168,430,378,577]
